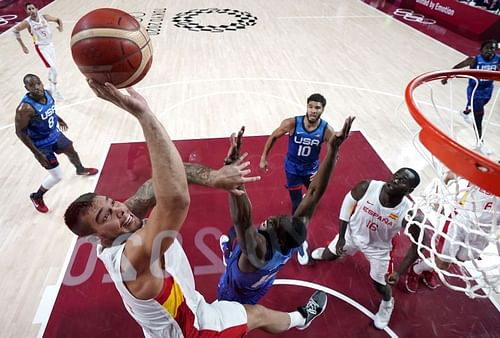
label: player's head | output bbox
[24,2,38,17]
[64,193,143,243]
[23,74,45,99]
[480,40,497,60]
[260,215,307,253]
[306,93,326,123]
[383,167,420,196]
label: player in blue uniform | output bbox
[218,117,354,305]
[259,93,334,264]
[15,74,98,213]
[442,40,499,155]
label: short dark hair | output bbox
[481,39,497,50]
[400,167,420,189]
[24,2,36,9]
[23,73,40,85]
[277,215,307,250]
[64,193,98,237]
[307,93,326,108]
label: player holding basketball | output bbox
[13,2,63,99]
[259,93,334,265]
[310,168,423,330]
[64,80,328,337]
[15,74,98,213]
[441,39,499,155]
[404,172,499,293]
[218,117,354,305]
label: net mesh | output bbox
[402,70,500,298]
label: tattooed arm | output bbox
[125,161,261,217]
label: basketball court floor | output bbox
[0,1,498,337]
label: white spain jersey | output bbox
[347,180,413,256]
[26,15,52,45]
[455,186,498,229]
[98,238,247,338]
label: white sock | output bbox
[287,311,306,329]
[311,247,325,260]
[413,260,432,274]
[382,297,394,306]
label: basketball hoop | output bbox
[405,70,500,196]
[404,69,500,298]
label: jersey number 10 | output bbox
[297,145,311,157]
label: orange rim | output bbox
[405,69,500,196]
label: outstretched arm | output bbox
[229,186,266,269]
[294,116,355,220]
[124,159,261,217]
[88,80,189,271]
[12,21,30,54]
[441,57,475,84]
[224,127,266,268]
[259,118,295,171]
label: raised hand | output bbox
[215,153,261,195]
[87,80,151,118]
[224,126,245,165]
[329,116,355,148]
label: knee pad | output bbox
[43,165,64,189]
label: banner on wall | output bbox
[0,0,55,34]
[400,0,500,41]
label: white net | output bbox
[402,70,500,298]
[404,177,499,298]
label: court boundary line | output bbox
[274,278,399,337]
[35,142,111,338]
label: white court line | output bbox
[274,278,399,337]
[35,142,111,338]
[0,77,402,131]
[277,15,385,19]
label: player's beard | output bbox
[306,113,318,123]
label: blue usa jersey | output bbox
[217,232,293,305]
[285,116,328,176]
[21,90,60,147]
[467,54,500,99]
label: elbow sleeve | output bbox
[339,192,357,222]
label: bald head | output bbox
[398,167,420,189]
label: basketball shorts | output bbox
[36,133,73,169]
[34,43,57,68]
[194,299,248,337]
[466,85,493,114]
[285,170,313,190]
[328,232,391,285]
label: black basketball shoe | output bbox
[297,290,328,330]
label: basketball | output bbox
[70,8,153,88]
